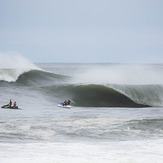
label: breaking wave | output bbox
[0,52,40,82]
[17,70,67,86]
[1,59,163,107]
[0,69,68,86]
[1,68,163,107]
[41,84,163,107]
[0,52,67,85]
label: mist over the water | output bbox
[72,64,163,85]
[0,52,40,82]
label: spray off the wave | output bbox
[0,52,39,82]
[72,64,163,85]
[66,64,163,107]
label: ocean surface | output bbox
[0,62,163,163]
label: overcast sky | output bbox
[0,0,163,63]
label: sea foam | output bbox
[0,139,163,163]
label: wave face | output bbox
[111,84,163,107]
[17,70,67,86]
[71,84,161,107]
[1,62,163,107]
[44,84,150,107]
[43,84,163,107]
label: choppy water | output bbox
[0,62,163,162]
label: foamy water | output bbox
[0,55,163,163]
[0,140,163,163]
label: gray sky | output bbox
[0,0,163,63]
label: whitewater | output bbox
[0,55,163,163]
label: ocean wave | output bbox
[0,52,40,82]
[0,68,31,82]
[42,84,158,107]
[1,63,163,107]
[0,69,68,87]
[70,84,151,107]
[110,84,163,107]
[17,70,68,86]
